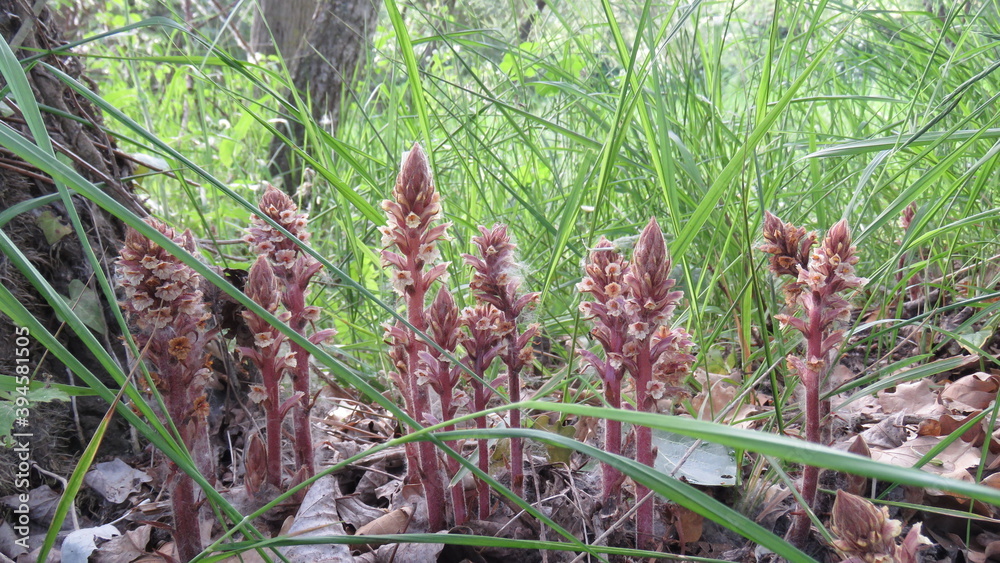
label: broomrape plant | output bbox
[116,188,336,559]
[579,217,694,548]
[245,186,335,482]
[379,143,452,530]
[760,211,866,547]
[380,144,541,526]
[463,224,539,499]
[117,220,216,563]
[238,256,299,490]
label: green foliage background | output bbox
[4,0,1000,560]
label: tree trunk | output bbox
[0,1,139,498]
[252,0,378,190]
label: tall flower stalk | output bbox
[463,225,539,498]
[459,303,505,519]
[579,219,693,546]
[117,220,215,563]
[620,217,692,547]
[760,211,866,547]
[577,237,629,508]
[379,143,450,530]
[237,256,300,488]
[245,185,333,480]
[421,287,468,524]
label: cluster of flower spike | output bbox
[759,211,866,548]
[117,220,211,374]
[378,145,453,530]
[761,212,866,374]
[578,220,695,402]
[118,222,205,330]
[378,144,542,522]
[577,218,694,540]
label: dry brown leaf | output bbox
[692,379,736,420]
[334,494,385,531]
[352,507,413,553]
[878,380,944,418]
[1,485,63,527]
[671,504,704,544]
[982,473,1000,490]
[92,525,152,563]
[871,435,982,476]
[278,475,352,563]
[829,364,856,391]
[940,372,1000,412]
[860,412,908,449]
[84,459,152,505]
[917,418,942,437]
[845,436,871,496]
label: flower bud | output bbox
[830,491,901,561]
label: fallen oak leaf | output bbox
[918,411,1000,453]
[940,372,1000,412]
[870,435,983,476]
[92,524,152,563]
[878,379,945,419]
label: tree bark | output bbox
[252,0,378,190]
[0,0,139,496]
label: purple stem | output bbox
[404,264,447,531]
[264,362,283,488]
[634,344,654,549]
[602,369,622,507]
[787,292,824,547]
[505,346,523,498]
[166,370,206,562]
[171,471,201,562]
[440,392,469,525]
[285,280,315,479]
[471,359,491,520]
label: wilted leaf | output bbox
[871,435,982,476]
[279,475,352,562]
[0,521,28,559]
[352,507,413,552]
[334,495,384,532]
[952,329,994,355]
[691,379,735,421]
[879,380,944,418]
[59,279,108,335]
[2,485,62,527]
[530,414,576,465]
[845,436,871,496]
[671,504,704,544]
[860,412,907,449]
